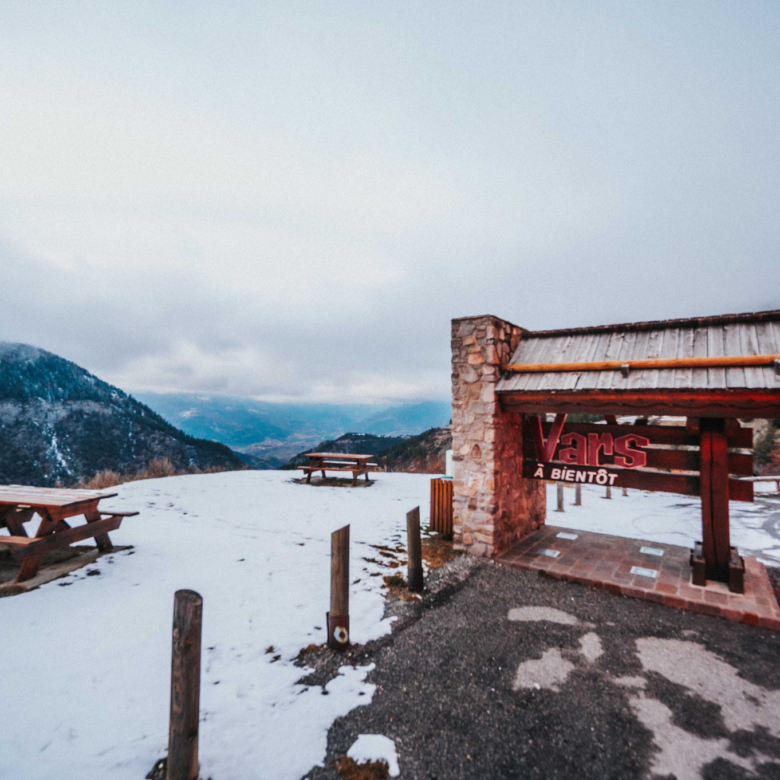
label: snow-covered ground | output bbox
[1,472,778,780]
[546,483,780,568]
[0,472,430,780]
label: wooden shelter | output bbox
[450,310,780,593]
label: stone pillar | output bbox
[451,315,546,557]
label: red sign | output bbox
[521,415,753,502]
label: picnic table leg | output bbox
[14,510,59,583]
[2,508,32,537]
[351,471,358,487]
[16,556,44,583]
[84,506,114,552]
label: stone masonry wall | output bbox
[451,315,546,557]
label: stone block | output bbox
[484,345,499,364]
[459,365,479,383]
[467,352,485,365]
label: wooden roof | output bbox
[496,310,780,418]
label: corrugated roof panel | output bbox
[674,327,695,388]
[724,324,746,388]
[654,326,680,389]
[495,310,780,395]
[741,323,764,389]
[626,329,652,390]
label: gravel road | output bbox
[304,560,780,780]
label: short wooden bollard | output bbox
[168,590,203,780]
[328,525,350,651]
[574,484,582,506]
[407,506,423,593]
[556,482,565,512]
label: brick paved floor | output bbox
[498,525,780,631]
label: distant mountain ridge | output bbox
[0,343,243,486]
[284,427,452,475]
[135,392,451,463]
[286,433,410,468]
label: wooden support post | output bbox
[328,525,350,650]
[167,590,202,780]
[622,486,628,497]
[407,507,423,593]
[699,419,731,582]
[605,485,612,499]
[556,482,564,512]
[574,484,582,506]
[84,504,114,553]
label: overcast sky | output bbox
[1,1,778,403]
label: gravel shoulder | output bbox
[303,559,780,780]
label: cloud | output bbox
[1,1,779,402]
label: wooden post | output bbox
[622,486,628,497]
[556,482,564,512]
[605,485,612,499]
[574,484,582,506]
[168,590,202,780]
[407,507,423,593]
[700,419,731,582]
[328,525,350,650]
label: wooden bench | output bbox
[299,453,379,487]
[0,486,138,582]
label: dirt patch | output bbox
[421,535,460,569]
[0,545,92,585]
[334,756,389,780]
[382,573,419,602]
[298,643,326,661]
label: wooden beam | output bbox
[700,422,732,582]
[0,516,123,559]
[502,353,780,374]
[328,525,350,650]
[168,590,203,780]
[521,460,752,502]
[529,419,753,449]
[501,390,780,419]
[522,438,752,476]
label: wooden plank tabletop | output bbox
[0,485,117,508]
[305,453,373,461]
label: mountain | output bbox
[0,343,244,487]
[284,426,452,475]
[378,426,452,474]
[134,393,452,459]
[285,432,410,469]
[356,402,452,436]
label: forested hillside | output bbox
[0,343,243,486]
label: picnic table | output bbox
[0,485,137,582]
[299,453,378,487]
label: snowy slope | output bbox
[1,473,778,780]
[0,472,430,780]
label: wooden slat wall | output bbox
[430,478,453,538]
